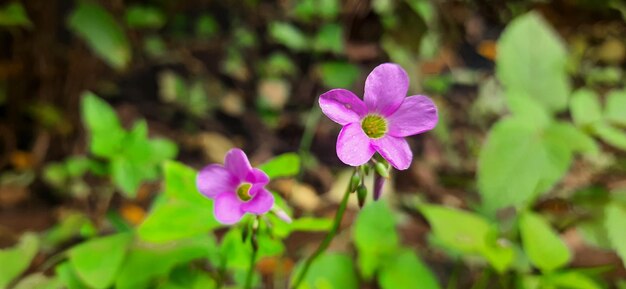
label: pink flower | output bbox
[196,148,274,224]
[319,63,438,170]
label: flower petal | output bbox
[245,168,269,186]
[336,123,376,166]
[387,95,438,137]
[196,164,238,198]
[214,193,245,225]
[319,89,367,125]
[364,63,409,116]
[241,189,274,214]
[224,148,253,180]
[372,135,413,170]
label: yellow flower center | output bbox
[361,114,387,139]
[236,183,253,202]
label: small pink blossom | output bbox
[196,148,274,224]
[319,63,438,170]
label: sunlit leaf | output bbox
[570,89,603,127]
[56,262,89,289]
[378,249,441,289]
[519,211,571,272]
[81,92,125,157]
[292,253,359,289]
[497,12,569,112]
[68,2,131,70]
[318,62,360,89]
[606,89,626,127]
[419,204,492,253]
[259,152,300,179]
[353,201,399,279]
[605,203,626,267]
[592,123,626,150]
[12,273,63,289]
[543,270,603,289]
[138,199,219,242]
[0,233,39,288]
[68,233,133,289]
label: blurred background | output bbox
[1,0,626,288]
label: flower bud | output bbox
[349,171,361,193]
[374,162,389,179]
[356,184,367,208]
[271,206,292,224]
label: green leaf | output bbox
[378,249,441,289]
[605,203,626,267]
[318,61,360,89]
[158,267,216,289]
[478,118,573,213]
[0,233,39,288]
[419,204,492,253]
[259,153,300,179]
[195,14,218,38]
[352,201,399,279]
[570,89,603,127]
[12,273,62,289]
[506,92,551,129]
[519,211,571,272]
[292,0,339,21]
[162,161,206,203]
[111,157,143,197]
[592,123,626,150]
[606,89,626,127]
[497,12,569,112]
[125,5,165,29]
[115,236,215,289]
[68,2,131,70]
[292,253,359,289]
[68,233,133,289]
[313,23,343,54]
[138,199,219,242]
[543,271,603,289]
[0,2,32,27]
[56,262,89,289]
[81,92,125,157]
[268,22,309,51]
[545,122,598,155]
[290,217,332,232]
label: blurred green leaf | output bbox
[292,0,339,21]
[144,35,166,57]
[497,12,569,112]
[313,23,343,54]
[12,273,62,289]
[116,236,215,289]
[0,2,32,27]
[506,92,551,129]
[592,123,626,150]
[290,217,332,232]
[353,201,399,279]
[419,204,492,253]
[259,152,300,179]
[570,89,603,127]
[261,53,297,77]
[68,233,133,289]
[42,213,93,250]
[195,14,218,38]
[292,253,359,289]
[519,211,571,272]
[111,157,143,197]
[318,62,360,89]
[606,89,626,127]
[158,267,216,289]
[478,118,574,213]
[378,249,441,289]
[81,92,125,157]
[125,5,165,29]
[56,262,89,289]
[542,270,603,289]
[138,199,218,242]
[0,233,39,288]
[605,203,626,267]
[138,161,219,242]
[269,22,308,51]
[68,2,131,70]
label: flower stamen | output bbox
[361,114,387,139]
[236,183,253,202]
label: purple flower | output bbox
[319,63,438,170]
[196,148,274,224]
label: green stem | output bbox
[291,182,352,289]
[470,267,492,289]
[244,243,258,289]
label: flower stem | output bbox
[244,217,260,289]
[291,182,352,288]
